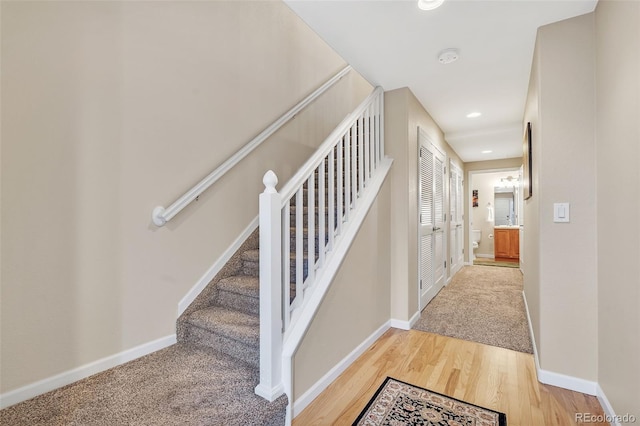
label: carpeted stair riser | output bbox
[215,275,260,316]
[239,249,260,277]
[183,307,259,368]
[182,324,259,368]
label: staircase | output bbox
[175,86,387,423]
[176,228,288,425]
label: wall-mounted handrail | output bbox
[151,65,353,227]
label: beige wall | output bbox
[595,0,640,417]
[463,158,522,263]
[293,177,391,399]
[385,87,463,322]
[522,40,542,351]
[523,13,598,381]
[0,1,372,393]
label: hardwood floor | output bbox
[293,329,606,425]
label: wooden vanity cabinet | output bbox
[494,228,519,260]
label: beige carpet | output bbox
[0,343,287,426]
[413,265,533,354]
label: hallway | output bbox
[413,266,532,353]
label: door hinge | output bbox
[419,279,423,289]
[444,260,447,268]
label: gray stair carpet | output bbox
[1,228,287,425]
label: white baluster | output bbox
[318,159,326,268]
[344,133,351,222]
[307,173,315,284]
[379,92,385,160]
[328,148,336,252]
[295,188,304,307]
[337,140,343,236]
[282,199,291,328]
[358,116,364,193]
[351,123,358,207]
[364,106,371,183]
[256,170,283,401]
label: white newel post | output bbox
[255,170,284,401]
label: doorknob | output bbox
[433,226,441,231]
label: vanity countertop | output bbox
[494,225,520,229]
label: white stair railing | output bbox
[256,87,391,403]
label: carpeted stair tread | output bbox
[187,306,259,347]
[218,275,259,298]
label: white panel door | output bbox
[419,130,447,309]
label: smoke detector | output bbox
[418,0,445,10]
[438,48,459,64]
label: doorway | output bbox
[467,168,522,269]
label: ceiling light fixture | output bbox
[418,0,445,11]
[481,150,493,154]
[466,112,482,118]
[438,48,459,64]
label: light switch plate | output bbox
[553,203,570,223]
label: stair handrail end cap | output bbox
[152,206,167,227]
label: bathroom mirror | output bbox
[494,187,516,226]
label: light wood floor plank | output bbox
[293,329,606,426]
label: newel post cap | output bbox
[263,170,278,194]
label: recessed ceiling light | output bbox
[481,150,493,154]
[438,48,459,64]
[466,112,482,118]
[418,0,445,11]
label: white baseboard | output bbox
[521,291,597,396]
[476,254,494,259]
[178,216,259,316]
[0,334,176,409]
[536,368,597,396]
[390,310,420,330]
[292,320,391,418]
[597,383,621,426]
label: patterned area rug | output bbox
[353,377,507,426]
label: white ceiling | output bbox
[285,0,598,163]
